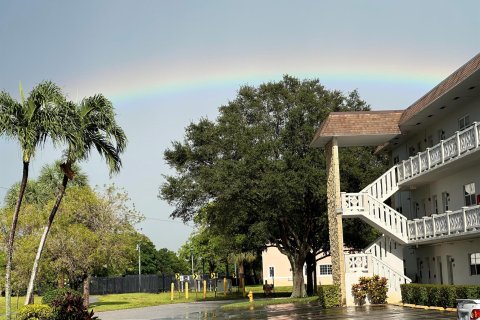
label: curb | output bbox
[391,302,456,312]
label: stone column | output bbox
[325,137,346,305]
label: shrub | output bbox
[438,285,456,309]
[351,275,388,305]
[400,284,413,303]
[16,304,53,320]
[455,285,477,299]
[318,285,341,308]
[412,285,428,305]
[427,285,441,307]
[50,292,98,320]
[401,284,480,308]
[42,287,82,306]
[368,275,388,304]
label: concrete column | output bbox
[325,137,346,305]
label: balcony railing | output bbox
[408,205,480,242]
[397,122,480,183]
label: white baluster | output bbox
[441,140,445,163]
[446,210,452,235]
[462,206,468,232]
[456,131,460,157]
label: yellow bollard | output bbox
[170,282,174,301]
[223,277,227,296]
[203,280,207,300]
[248,290,253,302]
[185,281,189,299]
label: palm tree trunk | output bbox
[5,161,29,320]
[25,174,69,305]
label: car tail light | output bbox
[471,309,480,319]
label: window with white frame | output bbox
[470,253,480,275]
[319,264,332,275]
[464,183,476,206]
[459,115,471,131]
[269,266,275,278]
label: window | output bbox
[319,264,332,275]
[459,115,471,131]
[269,266,275,278]
[442,192,449,212]
[464,183,476,206]
[470,253,480,275]
[432,195,438,214]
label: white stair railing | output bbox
[361,166,399,203]
[345,253,411,292]
[342,192,409,244]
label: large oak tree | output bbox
[160,76,387,297]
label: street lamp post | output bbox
[137,243,141,292]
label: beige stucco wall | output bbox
[261,247,333,287]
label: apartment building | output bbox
[311,53,480,304]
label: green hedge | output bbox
[401,284,480,308]
[318,285,341,308]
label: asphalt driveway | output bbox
[96,302,457,320]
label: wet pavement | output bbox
[96,302,457,320]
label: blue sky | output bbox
[1,1,479,251]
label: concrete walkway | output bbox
[95,302,457,320]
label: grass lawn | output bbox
[0,295,41,320]
[90,285,294,312]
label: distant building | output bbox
[261,247,333,286]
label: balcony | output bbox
[397,122,480,184]
[408,205,480,244]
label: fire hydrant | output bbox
[248,290,253,302]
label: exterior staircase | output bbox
[342,167,411,302]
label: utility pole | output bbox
[191,252,194,276]
[137,243,141,292]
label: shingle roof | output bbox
[400,53,480,124]
[310,111,403,147]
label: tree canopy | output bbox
[160,76,388,297]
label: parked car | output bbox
[457,299,480,320]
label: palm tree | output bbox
[25,94,127,305]
[0,82,72,320]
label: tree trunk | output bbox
[306,251,315,296]
[25,174,69,305]
[290,254,307,298]
[83,275,91,308]
[238,261,245,289]
[5,161,29,320]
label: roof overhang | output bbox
[311,111,402,148]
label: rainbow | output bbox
[70,55,453,106]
